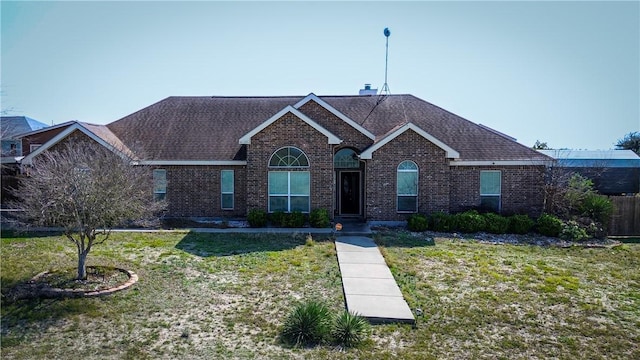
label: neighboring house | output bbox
[538,149,640,195]
[1,116,49,206]
[1,116,49,160]
[16,92,551,222]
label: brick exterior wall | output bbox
[245,112,335,216]
[298,101,373,151]
[162,165,247,218]
[21,125,75,157]
[449,165,546,216]
[40,132,250,219]
[24,110,547,222]
[365,129,451,221]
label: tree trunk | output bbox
[77,250,88,280]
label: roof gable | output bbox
[21,122,134,165]
[360,123,460,160]
[322,95,549,162]
[294,93,375,140]
[239,105,342,145]
[101,93,549,163]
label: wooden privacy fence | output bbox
[609,196,640,236]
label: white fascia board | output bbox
[134,160,247,166]
[293,93,376,140]
[1,156,23,164]
[360,123,460,160]
[239,105,342,145]
[14,120,77,138]
[449,160,551,166]
[21,123,130,165]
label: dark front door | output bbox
[339,171,361,215]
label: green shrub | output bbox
[407,214,429,232]
[482,213,509,234]
[560,220,590,241]
[565,173,595,214]
[270,211,286,227]
[270,211,307,228]
[508,214,534,234]
[309,208,330,228]
[536,213,563,237]
[331,311,370,348]
[284,211,306,228]
[429,211,457,232]
[455,210,486,233]
[580,194,613,225]
[281,300,331,346]
[247,209,267,228]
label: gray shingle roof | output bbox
[106,94,548,162]
[1,116,49,139]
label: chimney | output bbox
[359,83,377,96]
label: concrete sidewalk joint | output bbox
[335,236,415,325]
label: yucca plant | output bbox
[331,311,370,348]
[281,300,332,346]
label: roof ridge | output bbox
[408,95,546,158]
[207,95,304,99]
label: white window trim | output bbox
[268,171,310,213]
[268,146,310,168]
[480,170,502,211]
[397,160,419,213]
[221,170,234,210]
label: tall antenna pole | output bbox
[381,27,391,95]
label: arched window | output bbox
[269,147,309,167]
[268,147,310,213]
[334,148,360,168]
[397,160,418,212]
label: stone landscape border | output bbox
[30,266,138,298]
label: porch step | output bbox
[334,220,372,236]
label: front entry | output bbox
[339,171,361,216]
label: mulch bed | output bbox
[3,266,138,301]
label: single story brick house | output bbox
[17,92,551,222]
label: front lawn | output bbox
[1,231,638,359]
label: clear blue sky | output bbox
[2,1,639,150]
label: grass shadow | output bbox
[175,231,334,257]
[374,231,435,248]
[1,293,104,346]
[1,229,64,239]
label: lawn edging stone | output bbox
[29,266,138,298]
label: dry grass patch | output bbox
[374,231,640,359]
[2,230,638,359]
[1,231,343,359]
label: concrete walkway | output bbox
[335,236,415,324]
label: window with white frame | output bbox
[269,146,309,167]
[221,170,234,210]
[268,147,310,213]
[334,148,359,168]
[153,169,167,201]
[480,170,501,212]
[397,160,418,212]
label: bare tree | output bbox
[12,140,166,280]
